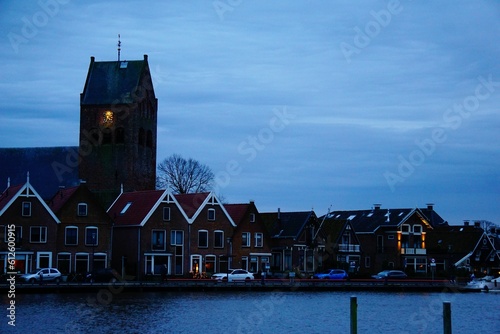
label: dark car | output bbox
[87,268,120,283]
[313,269,348,280]
[371,270,407,279]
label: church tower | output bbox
[79,54,157,206]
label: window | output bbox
[388,235,394,240]
[413,225,422,233]
[214,230,224,248]
[242,232,250,247]
[198,230,208,248]
[120,202,132,215]
[250,213,255,223]
[65,227,78,245]
[401,224,410,233]
[152,230,166,251]
[254,233,263,247]
[85,227,98,246]
[30,226,47,243]
[163,207,171,221]
[207,208,215,221]
[77,203,88,216]
[22,202,31,216]
[171,230,183,246]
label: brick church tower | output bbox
[79,54,157,206]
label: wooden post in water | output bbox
[350,296,357,334]
[443,301,451,334]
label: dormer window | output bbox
[77,203,88,217]
[208,208,215,221]
[22,202,31,217]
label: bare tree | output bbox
[156,154,214,194]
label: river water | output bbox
[2,290,498,334]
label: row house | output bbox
[0,175,113,276]
[317,204,459,276]
[261,210,325,275]
[108,191,273,279]
[49,183,113,276]
[0,174,60,274]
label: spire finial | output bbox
[117,34,121,61]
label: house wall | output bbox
[0,196,58,273]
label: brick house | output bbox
[48,182,113,277]
[225,201,272,273]
[178,192,236,277]
[0,174,60,274]
[261,210,324,276]
[326,204,448,276]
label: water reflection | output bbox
[2,291,498,334]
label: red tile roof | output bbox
[48,186,79,213]
[224,204,249,225]
[173,192,209,218]
[0,184,23,211]
[108,190,165,226]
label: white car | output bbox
[20,268,62,283]
[211,269,254,282]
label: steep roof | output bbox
[323,206,447,234]
[81,55,154,105]
[108,189,166,226]
[48,185,79,213]
[0,147,80,200]
[261,211,315,239]
[224,203,250,225]
[0,178,60,223]
[174,192,210,219]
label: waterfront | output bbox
[2,290,498,333]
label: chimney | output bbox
[464,220,469,226]
[373,204,381,210]
[426,203,434,210]
[474,221,481,228]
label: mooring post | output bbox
[443,301,451,334]
[350,296,357,334]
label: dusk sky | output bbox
[1,1,499,225]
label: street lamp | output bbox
[91,232,96,273]
[226,237,232,281]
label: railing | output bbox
[338,244,360,252]
[401,248,426,255]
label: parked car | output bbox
[86,268,120,283]
[371,270,407,279]
[19,268,62,283]
[313,269,348,280]
[211,269,254,282]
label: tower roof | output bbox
[80,54,154,105]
